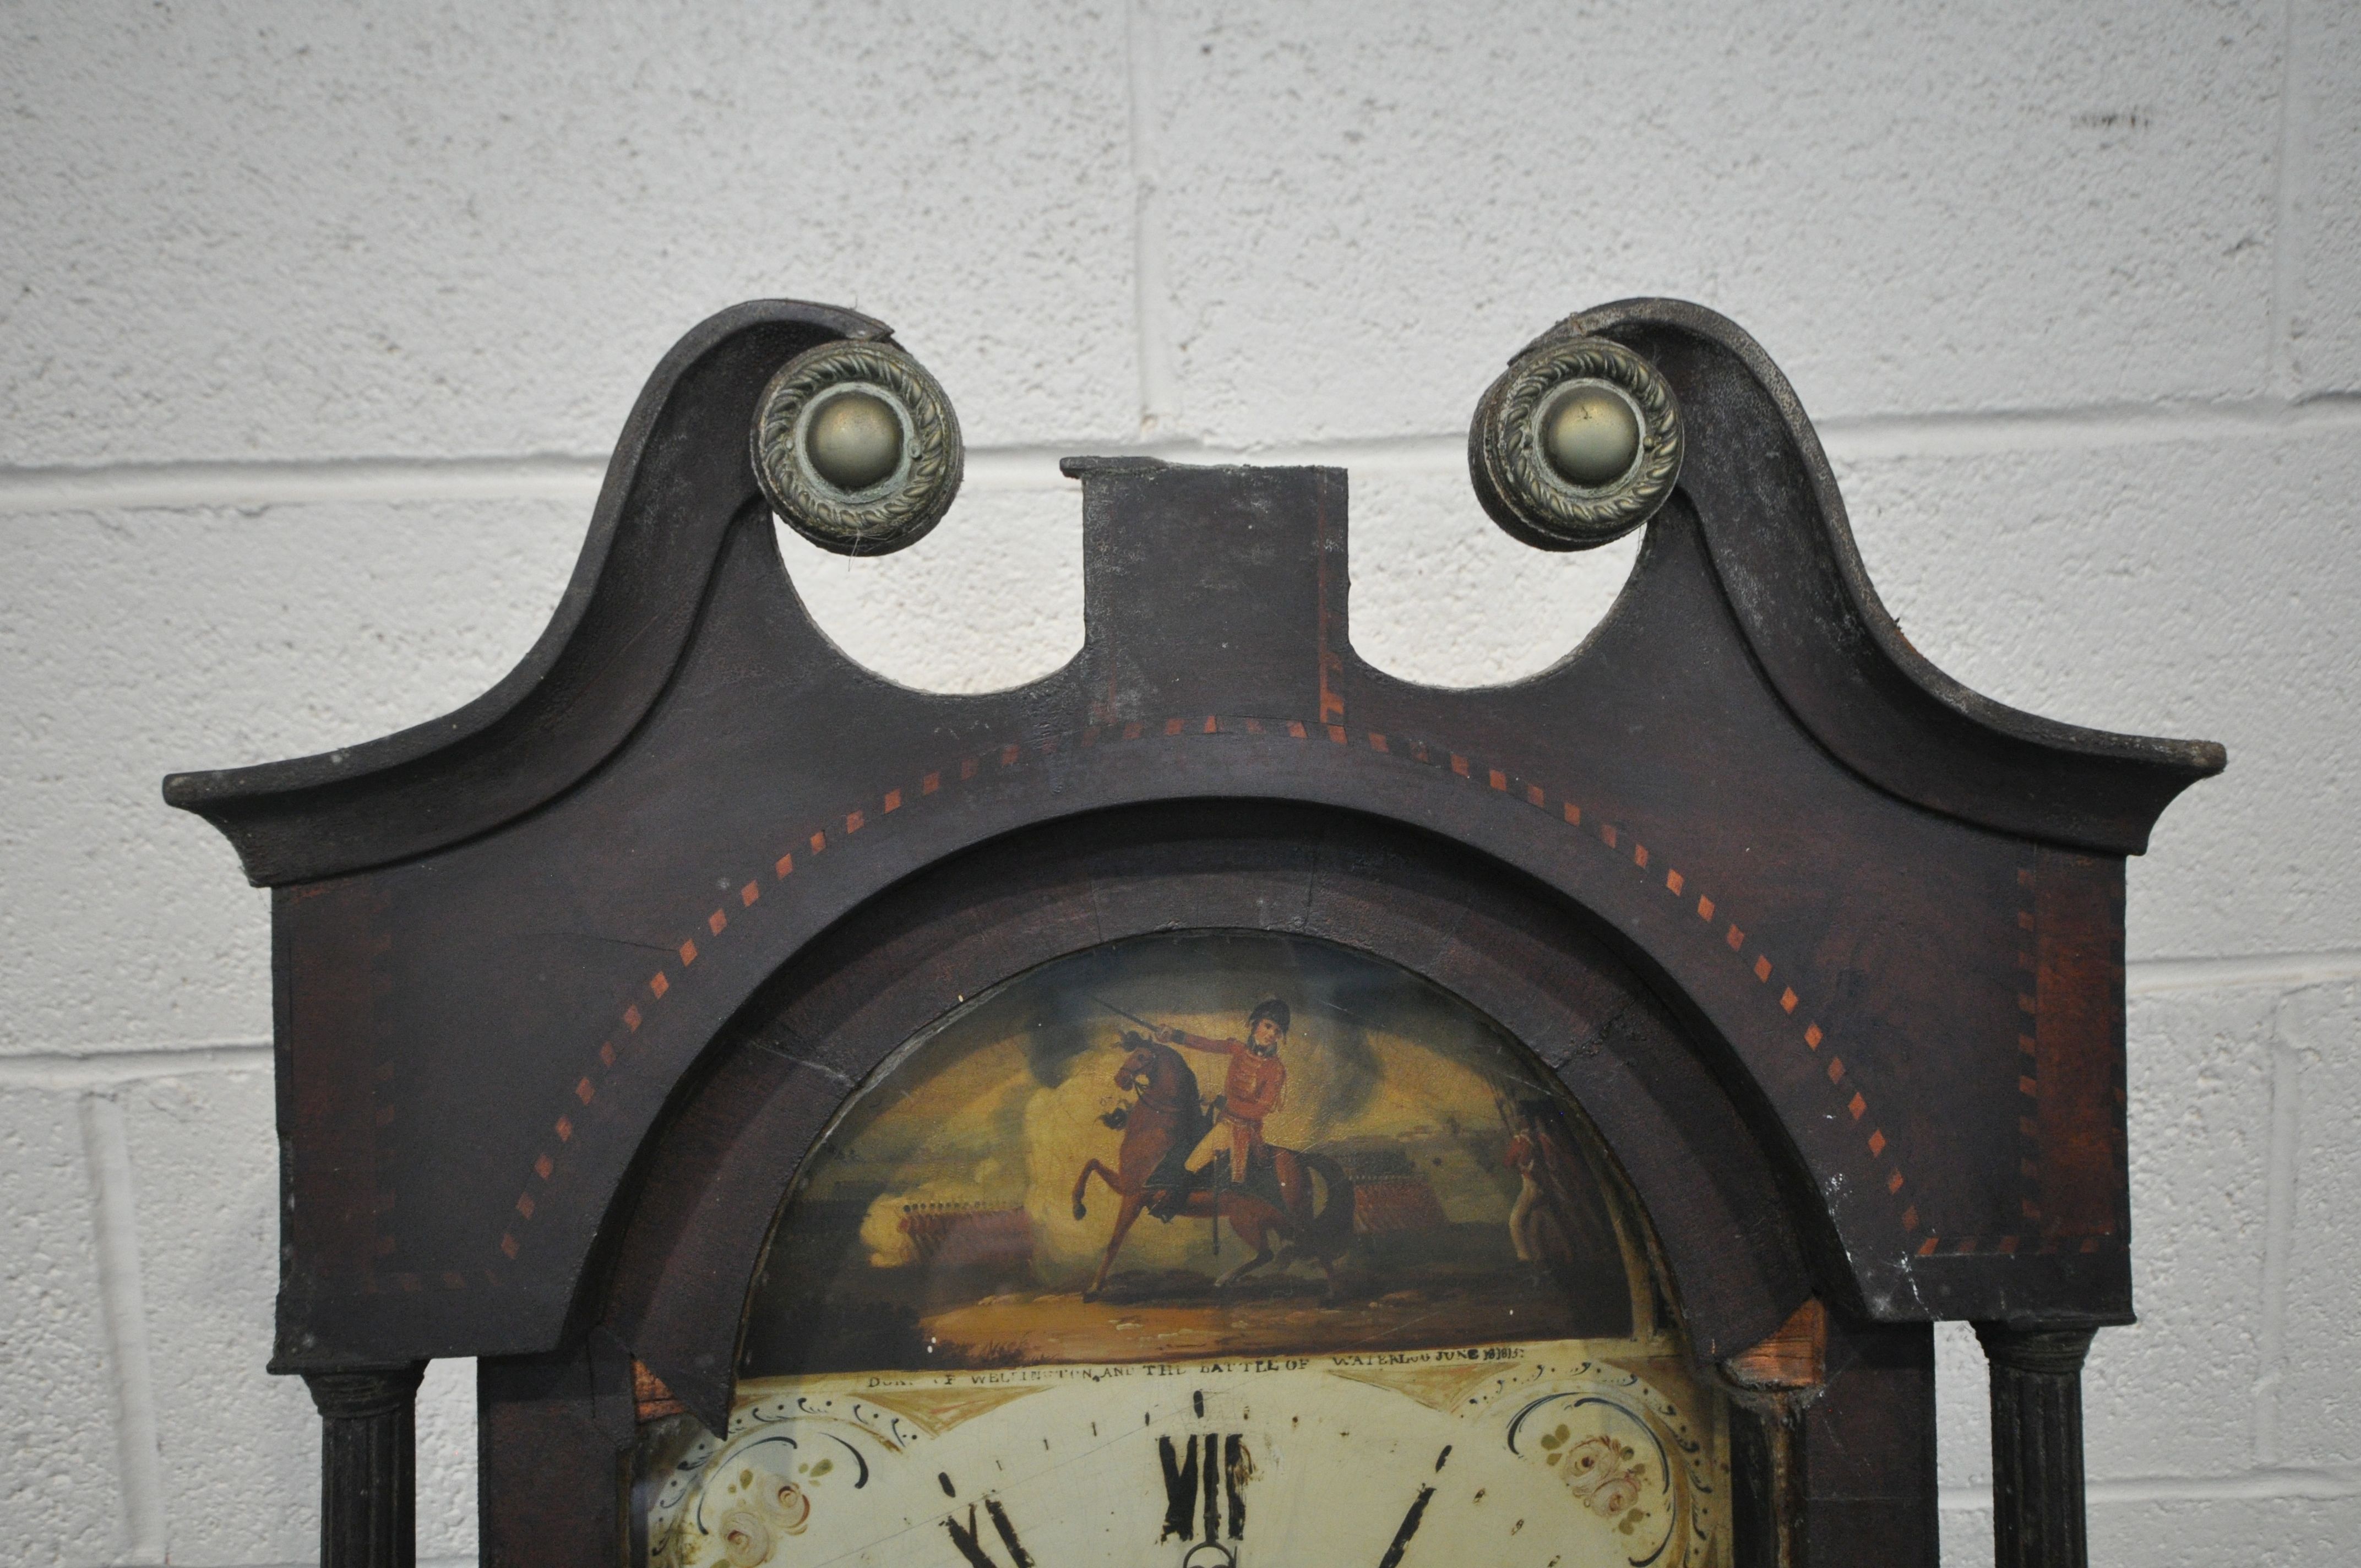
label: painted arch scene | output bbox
[736,930,1670,1376]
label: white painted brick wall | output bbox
[1,4,2352,1564]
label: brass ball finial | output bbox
[1541,383,1642,490]
[805,391,904,493]
[1467,334,1682,551]
[752,339,963,556]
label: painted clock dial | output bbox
[633,932,1732,1568]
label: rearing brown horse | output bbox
[1070,1033,1353,1299]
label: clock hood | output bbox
[160,298,2217,1385]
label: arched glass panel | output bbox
[638,930,1731,1567]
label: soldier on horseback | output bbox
[1152,998,1293,1215]
[1071,1000,1352,1299]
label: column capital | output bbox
[1972,1322,2098,1377]
[303,1363,426,1420]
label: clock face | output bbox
[635,931,1731,1567]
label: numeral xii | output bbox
[1158,1433,1247,1543]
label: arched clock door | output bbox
[167,297,2219,1568]
[607,811,1787,1568]
[529,801,1927,1568]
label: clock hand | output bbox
[1374,1486,1434,1568]
[1376,1449,1450,1568]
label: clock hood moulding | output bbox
[164,297,2221,884]
[162,297,2222,1376]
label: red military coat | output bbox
[1173,1031,1286,1124]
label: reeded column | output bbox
[1973,1324,2097,1568]
[303,1363,426,1568]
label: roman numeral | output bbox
[943,1497,1034,1568]
[1158,1433,1248,1543]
